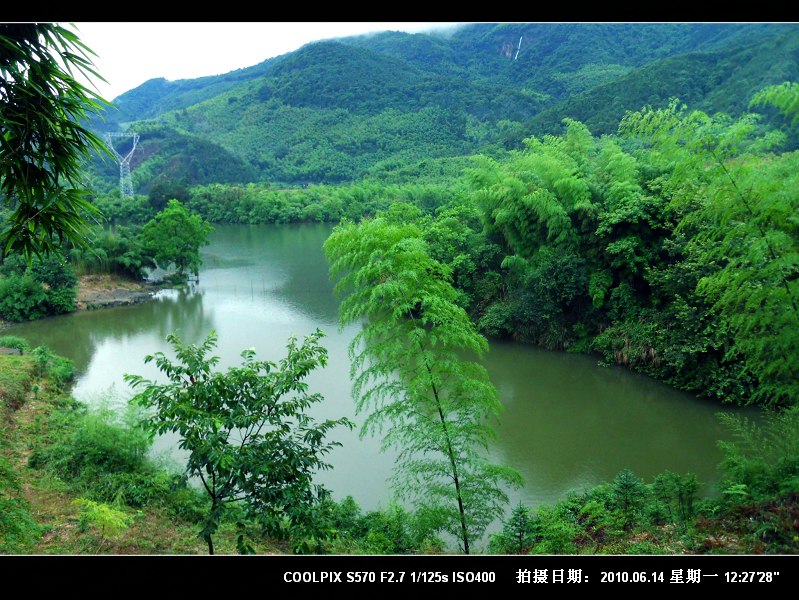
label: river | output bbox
[5,223,752,512]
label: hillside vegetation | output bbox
[88,23,799,189]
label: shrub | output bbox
[530,505,578,554]
[31,346,75,389]
[28,404,203,521]
[0,336,30,353]
[0,275,47,321]
[73,498,134,549]
[0,250,77,320]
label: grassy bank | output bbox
[0,342,280,554]
[2,339,797,555]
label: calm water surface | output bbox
[6,223,753,512]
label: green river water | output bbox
[5,223,753,512]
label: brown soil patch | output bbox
[76,274,155,310]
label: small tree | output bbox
[651,471,698,526]
[73,498,134,552]
[124,329,352,554]
[490,501,536,554]
[325,215,522,554]
[611,468,647,528]
[148,179,190,212]
[139,199,213,280]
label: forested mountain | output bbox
[527,27,799,135]
[90,54,286,127]
[90,23,799,190]
[345,23,788,99]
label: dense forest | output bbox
[88,23,799,189]
[2,23,798,556]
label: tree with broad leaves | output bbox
[139,199,213,279]
[125,329,352,554]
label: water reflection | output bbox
[4,223,757,513]
[5,285,215,370]
[484,340,758,506]
[201,224,339,325]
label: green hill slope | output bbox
[91,23,798,187]
[527,28,799,136]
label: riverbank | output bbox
[76,274,158,310]
[0,350,282,554]
[0,274,159,332]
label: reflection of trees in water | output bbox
[149,287,214,343]
[80,288,214,350]
[264,224,340,325]
[481,341,743,493]
[207,223,341,325]
[3,287,214,375]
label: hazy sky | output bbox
[73,22,464,100]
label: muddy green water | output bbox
[5,223,752,511]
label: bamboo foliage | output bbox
[325,216,522,553]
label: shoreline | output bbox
[0,274,160,331]
[75,273,160,311]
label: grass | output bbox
[0,355,35,413]
[0,352,281,554]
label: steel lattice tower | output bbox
[104,132,140,197]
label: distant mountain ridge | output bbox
[89,22,799,190]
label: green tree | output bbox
[621,99,799,406]
[139,199,213,279]
[466,120,664,350]
[148,179,190,212]
[324,216,522,554]
[490,501,536,554]
[0,23,109,258]
[650,471,698,526]
[611,468,647,528]
[0,273,47,321]
[751,82,799,128]
[73,498,134,551]
[124,329,352,554]
[31,250,78,314]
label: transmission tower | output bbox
[104,132,140,197]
